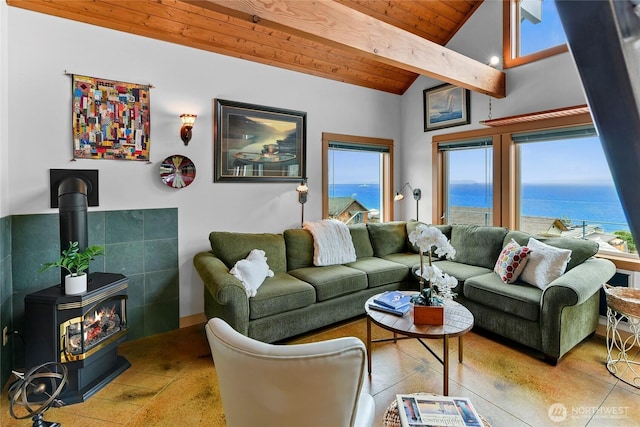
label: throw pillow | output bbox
[229,249,274,297]
[494,239,531,284]
[520,237,572,289]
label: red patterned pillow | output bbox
[494,239,531,284]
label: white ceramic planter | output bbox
[65,274,87,295]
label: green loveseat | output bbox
[193,221,616,363]
[429,224,616,364]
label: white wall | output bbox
[398,0,587,223]
[4,7,402,317]
[0,2,8,218]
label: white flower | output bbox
[409,224,456,260]
[411,226,459,302]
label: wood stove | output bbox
[24,272,130,404]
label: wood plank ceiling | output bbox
[7,0,502,96]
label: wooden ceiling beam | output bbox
[198,0,506,98]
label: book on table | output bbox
[374,290,412,309]
[368,301,410,316]
[396,394,483,427]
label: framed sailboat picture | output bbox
[423,84,470,131]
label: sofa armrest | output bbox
[194,251,250,335]
[542,257,616,307]
[540,257,616,360]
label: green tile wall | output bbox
[4,208,179,384]
[1,216,12,387]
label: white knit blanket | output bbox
[303,219,357,266]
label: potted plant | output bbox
[408,224,457,325]
[40,241,105,295]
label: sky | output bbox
[520,0,567,56]
[330,137,616,186]
[449,136,616,185]
[328,150,381,184]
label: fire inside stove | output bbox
[60,296,127,362]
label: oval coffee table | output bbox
[365,292,474,396]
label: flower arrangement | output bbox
[408,224,457,306]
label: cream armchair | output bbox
[205,317,375,427]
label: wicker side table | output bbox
[383,393,491,427]
[604,285,640,389]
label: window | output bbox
[514,126,633,255]
[322,133,393,223]
[503,0,568,68]
[433,110,635,258]
[439,139,494,226]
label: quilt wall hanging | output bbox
[72,74,151,161]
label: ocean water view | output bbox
[328,182,629,232]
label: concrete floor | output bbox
[2,317,639,426]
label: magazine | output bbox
[396,394,483,427]
[374,291,412,309]
[368,301,410,316]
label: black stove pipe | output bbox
[57,177,89,287]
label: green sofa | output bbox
[193,221,616,363]
[193,223,418,343]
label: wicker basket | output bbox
[603,284,640,318]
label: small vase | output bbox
[65,273,87,295]
[413,304,444,325]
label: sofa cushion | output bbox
[346,257,409,288]
[450,225,508,269]
[520,238,572,289]
[210,231,287,273]
[288,265,367,301]
[432,260,493,281]
[283,228,314,270]
[494,239,531,284]
[367,222,408,257]
[503,231,598,271]
[381,252,421,269]
[464,272,541,322]
[406,221,452,256]
[249,273,316,320]
[348,223,375,258]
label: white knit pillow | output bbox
[229,249,274,297]
[520,238,572,290]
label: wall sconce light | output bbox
[296,178,309,226]
[394,182,421,221]
[180,114,197,146]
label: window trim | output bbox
[432,110,593,228]
[503,0,569,69]
[322,132,394,222]
[434,137,500,226]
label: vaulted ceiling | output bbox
[6,0,505,97]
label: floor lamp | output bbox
[394,182,421,221]
[296,178,308,227]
